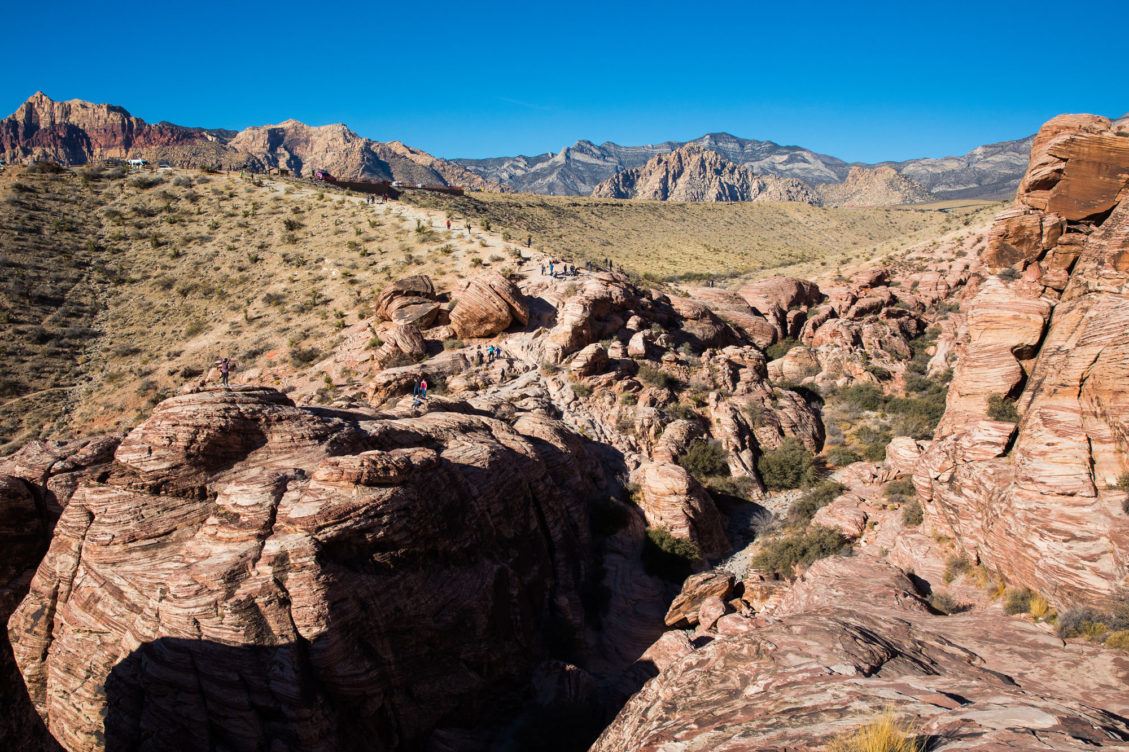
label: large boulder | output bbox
[8,387,599,752]
[373,274,439,325]
[449,271,529,339]
[663,570,735,628]
[631,462,729,559]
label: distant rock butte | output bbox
[818,164,934,207]
[591,145,820,203]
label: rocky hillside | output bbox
[2,111,1129,752]
[458,130,1034,201]
[591,145,819,203]
[818,164,934,207]
[0,93,492,189]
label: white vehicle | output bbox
[127,158,149,168]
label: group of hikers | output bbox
[540,256,623,278]
[541,260,580,277]
[365,194,386,205]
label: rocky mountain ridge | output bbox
[458,129,1035,201]
[591,145,821,203]
[0,92,495,189]
[0,91,1033,203]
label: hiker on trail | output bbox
[419,378,428,399]
[446,219,452,230]
[549,261,555,277]
[475,347,484,366]
[215,357,235,387]
[526,235,532,248]
[487,344,495,363]
[540,263,545,276]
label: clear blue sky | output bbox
[3,0,1126,162]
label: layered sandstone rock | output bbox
[631,462,729,559]
[594,557,1129,750]
[0,437,118,752]
[373,274,440,326]
[918,114,1129,609]
[8,387,601,751]
[449,271,529,338]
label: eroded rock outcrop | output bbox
[449,271,529,339]
[8,387,601,751]
[918,114,1129,609]
[594,557,1129,750]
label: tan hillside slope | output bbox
[0,164,517,452]
[404,188,1000,281]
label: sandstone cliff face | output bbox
[0,437,118,752]
[918,114,1129,610]
[591,145,819,203]
[227,121,497,187]
[8,387,602,751]
[0,92,243,168]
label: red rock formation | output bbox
[0,92,241,167]
[631,462,729,558]
[8,387,602,751]
[0,437,118,752]
[918,113,1129,609]
[449,271,529,339]
[593,557,1129,750]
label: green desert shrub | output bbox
[884,478,916,500]
[824,445,862,468]
[1003,587,1034,615]
[1056,608,1111,640]
[929,591,966,615]
[787,480,847,525]
[751,525,847,578]
[987,394,1019,422]
[679,439,728,480]
[942,554,972,584]
[901,499,924,526]
[757,438,820,490]
[636,363,675,390]
[765,337,798,361]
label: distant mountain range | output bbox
[456,131,1035,201]
[0,92,1034,204]
[0,92,498,190]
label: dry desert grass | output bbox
[403,191,1001,283]
[0,165,522,451]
